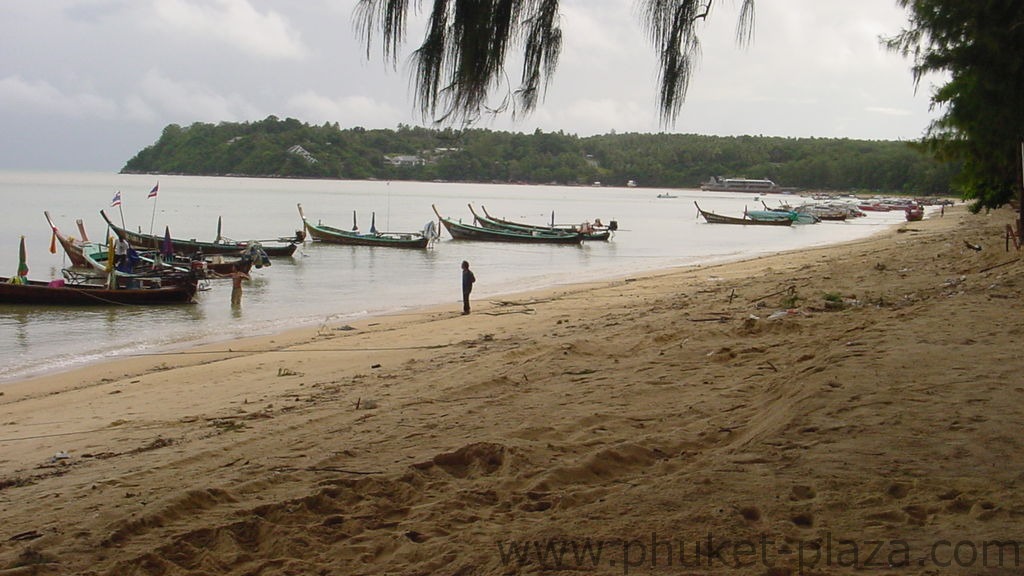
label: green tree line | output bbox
[122,116,956,195]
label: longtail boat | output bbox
[694,202,793,226]
[46,212,256,277]
[432,205,584,244]
[297,204,432,249]
[756,201,821,224]
[44,211,105,269]
[100,210,301,257]
[905,206,925,221]
[760,201,846,222]
[742,209,803,224]
[0,276,198,305]
[472,205,613,241]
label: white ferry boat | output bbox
[701,176,781,193]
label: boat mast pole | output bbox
[117,202,126,231]
[149,196,158,238]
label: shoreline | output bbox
[2,224,886,391]
[3,203,1023,575]
[2,210,913,388]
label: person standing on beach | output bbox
[461,260,475,315]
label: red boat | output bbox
[905,206,925,221]
[0,276,197,305]
[857,203,891,212]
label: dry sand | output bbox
[1,205,1023,575]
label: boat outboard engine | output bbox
[608,220,618,231]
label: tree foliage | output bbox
[887,0,1024,210]
[122,117,955,194]
[355,0,753,126]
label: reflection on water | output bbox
[0,172,910,382]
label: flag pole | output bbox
[117,192,126,230]
[148,182,159,237]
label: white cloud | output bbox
[286,90,404,128]
[0,0,943,169]
[0,76,118,119]
[137,69,263,122]
[153,0,306,59]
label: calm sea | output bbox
[0,172,910,382]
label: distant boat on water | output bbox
[701,176,781,193]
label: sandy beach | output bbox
[2,204,1023,575]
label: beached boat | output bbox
[694,202,793,226]
[757,201,819,222]
[744,208,813,225]
[701,177,782,193]
[905,206,925,221]
[800,207,847,222]
[759,201,851,222]
[100,210,301,257]
[471,205,613,241]
[0,276,198,305]
[857,202,892,212]
[297,205,432,249]
[433,205,584,244]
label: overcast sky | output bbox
[0,0,941,172]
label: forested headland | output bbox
[122,116,956,195]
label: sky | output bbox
[0,0,942,172]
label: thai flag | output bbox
[148,183,159,198]
[111,191,122,207]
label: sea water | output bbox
[0,171,911,382]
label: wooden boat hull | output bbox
[473,205,612,241]
[758,202,828,224]
[47,213,254,279]
[304,223,430,248]
[101,210,299,257]
[858,204,891,212]
[0,277,197,305]
[695,202,793,226]
[744,210,798,223]
[88,244,254,277]
[433,205,583,244]
[298,205,429,248]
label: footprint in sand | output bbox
[738,506,761,522]
[791,512,814,528]
[969,501,999,521]
[886,482,911,499]
[790,485,816,501]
